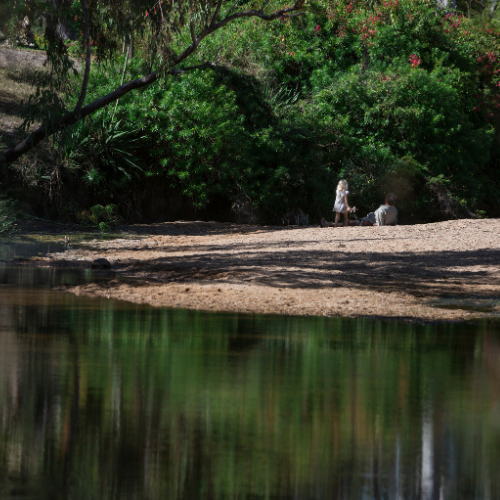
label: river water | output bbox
[0,241,499,499]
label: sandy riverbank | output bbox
[33,219,500,322]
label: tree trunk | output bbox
[129,27,134,59]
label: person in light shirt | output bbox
[373,192,398,226]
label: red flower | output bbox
[315,25,320,31]
[409,54,421,67]
[74,15,77,21]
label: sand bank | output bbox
[37,219,500,322]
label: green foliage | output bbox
[0,191,18,234]
[98,221,111,232]
[77,203,118,230]
[20,0,500,222]
[129,68,322,216]
[33,33,49,50]
[62,113,145,196]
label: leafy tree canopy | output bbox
[2,0,500,223]
[0,0,305,164]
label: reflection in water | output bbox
[0,239,66,260]
[421,412,434,500]
[0,262,500,499]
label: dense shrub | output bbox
[55,0,500,223]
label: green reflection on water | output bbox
[0,270,500,499]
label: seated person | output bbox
[373,192,397,226]
[321,193,398,227]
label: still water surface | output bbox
[1,241,499,499]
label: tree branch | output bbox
[3,72,158,164]
[2,56,222,164]
[74,0,91,112]
[1,0,304,166]
[226,0,240,17]
[210,0,224,28]
[173,1,302,65]
[214,4,301,30]
[190,20,197,46]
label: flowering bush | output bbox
[255,0,500,219]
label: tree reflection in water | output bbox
[0,272,499,499]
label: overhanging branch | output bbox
[2,72,158,164]
[1,0,304,166]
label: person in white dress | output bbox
[333,179,352,228]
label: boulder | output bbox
[91,258,111,269]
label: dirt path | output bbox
[36,219,500,321]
